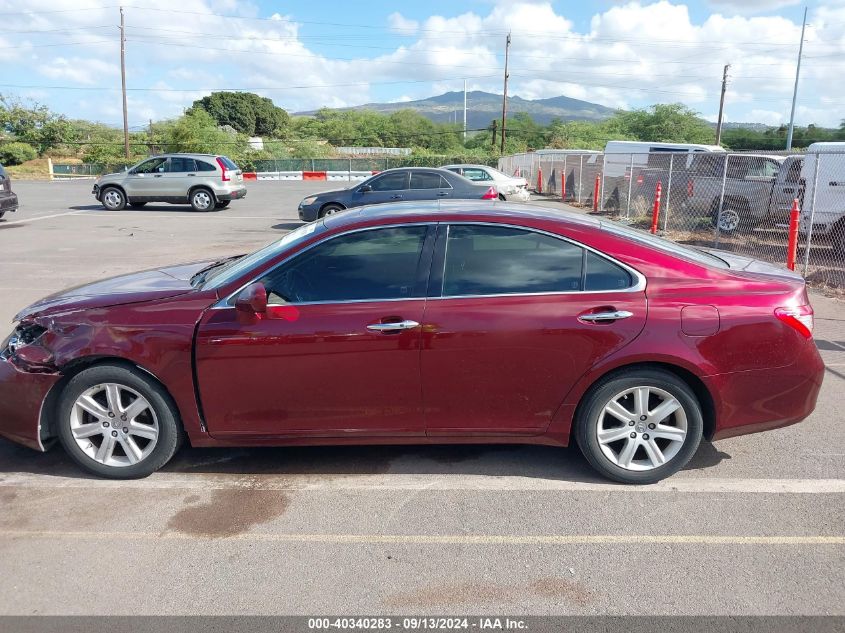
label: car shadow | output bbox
[0,438,729,483]
[69,204,214,213]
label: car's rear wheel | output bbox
[101,187,126,211]
[129,202,147,208]
[190,188,215,212]
[57,364,182,479]
[318,203,344,218]
[575,369,703,484]
[215,200,230,209]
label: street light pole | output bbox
[786,6,808,151]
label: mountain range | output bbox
[296,90,618,129]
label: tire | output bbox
[101,187,126,211]
[575,368,703,484]
[56,364,183,479]
[215,200,230,209]
[0,211,5,220]
[318,203,344,218]
[129,202,147,209]
[830,219,845,256]
[189,188,215,212]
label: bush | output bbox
[0,141,37,165]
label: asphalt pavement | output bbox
[0,179,842,616]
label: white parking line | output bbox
[0,529,841,546]
[1,210,88,225]
[1,473,843,494]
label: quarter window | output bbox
[442,225,584,297]
[584,251,633,291]
[260,226,428,304]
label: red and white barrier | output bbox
[254,170,374,181]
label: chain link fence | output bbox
[499,149,845,292]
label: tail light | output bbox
[481,186,498,200]
[775,305,814,339]
[216,157,230,182]
[636,174,643,185]
[687,179,694,197]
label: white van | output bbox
[800,142,845,252]
[603,141,724,178]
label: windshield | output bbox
[601,220,729,268]
[201,221,325,289]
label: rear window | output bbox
[217,156,238,170]
[602,220,728,269]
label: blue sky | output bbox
[1,0,843,130]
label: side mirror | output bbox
[359,184,373,193]
[235,282,267,318]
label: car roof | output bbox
[441,164,494,169]
[374,166,454,174]
[323,200,601,231]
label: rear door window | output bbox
[462,168,493,181]
[168,157,197,172]
[410,172,443,189]
[441,225,584,297]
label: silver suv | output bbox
[93,154,246,212]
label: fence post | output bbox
[562,155,567,201]
[787,199,801,271]
[625,154,634,219]
[802,152,822,276]
[600,154,607,212]
[714,154,730,247]
[578,155,583,205]
[663,153,674,231]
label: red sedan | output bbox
[0,202,824,483]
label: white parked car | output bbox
[442,164,530,201]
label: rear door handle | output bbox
[153,174,163,178]
[367,320,420,332]
[437,191,449,197]
[579,310,634,323]
[390,195,404,200]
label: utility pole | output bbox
[500,32,511,154]
[119,6,129,159]
[786,6,808,151]
[463,79,467,141]
[715,64,730,146]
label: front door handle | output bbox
[154,174,163,178]
[390,194,404,200]
[579,310,634,323]
[367,320,420,332]
[437,191,449,197]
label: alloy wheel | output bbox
[103,190,124,210]
[596,386,688,471]
[192,191,212,211]
[717,208,740,232]
[69,382,160,467]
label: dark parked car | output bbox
[0,202,824,483]
[0,163,19,220]
[297,167,497,221]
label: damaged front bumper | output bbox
[0,355,60,451]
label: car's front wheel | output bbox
[101,187,126,211]
[575,369,703,484]
[190,188,215,212]
[319,203,344,218]
[56,364,182,478]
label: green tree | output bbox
[191,92,290,137]
[0,94,74,153]
[613,103,715,144]
[164,109,246,154]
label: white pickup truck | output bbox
[799,142,845,253]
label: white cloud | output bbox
[708,0,801,14]
[388,12,419,34]
[2,0,844,127]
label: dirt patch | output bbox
[165,488,289,538]
[385,577,593,608]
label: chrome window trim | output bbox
[435,222,646,299]
[212,220,646,310]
